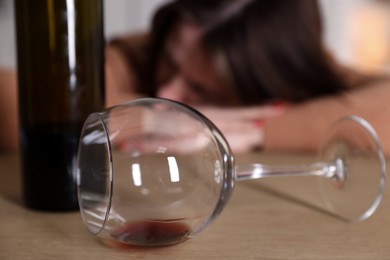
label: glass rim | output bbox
[77,112,114,236]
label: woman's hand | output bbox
[195,104,287,153]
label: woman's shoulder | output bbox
[340,65,390,89]
[106,33,152,99]
[108,33,150,64]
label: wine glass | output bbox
[77,98,385,247]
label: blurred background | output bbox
[0,0,169,67]
[0,0,390,72]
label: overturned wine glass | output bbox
[77,98,385,247]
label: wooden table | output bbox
[1,152,389,259]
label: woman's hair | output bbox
[148,0,347,104]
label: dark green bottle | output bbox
[14,0,105,211]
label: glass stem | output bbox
[235,161,339,182]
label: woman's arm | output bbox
[0,69,18,151]
[263,79,390,156]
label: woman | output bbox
[3,0,390,154]
[106,0,390,154]
[108,0,347,103]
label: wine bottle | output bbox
[14,0,105,211]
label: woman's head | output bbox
[148,0,347,106]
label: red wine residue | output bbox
[110,220,191,247]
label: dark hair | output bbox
[148,0,347,104]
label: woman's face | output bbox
[155,21,241,106]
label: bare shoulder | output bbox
[105,34,150,107]
[342,66,390,90]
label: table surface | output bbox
[1,152,390,259]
